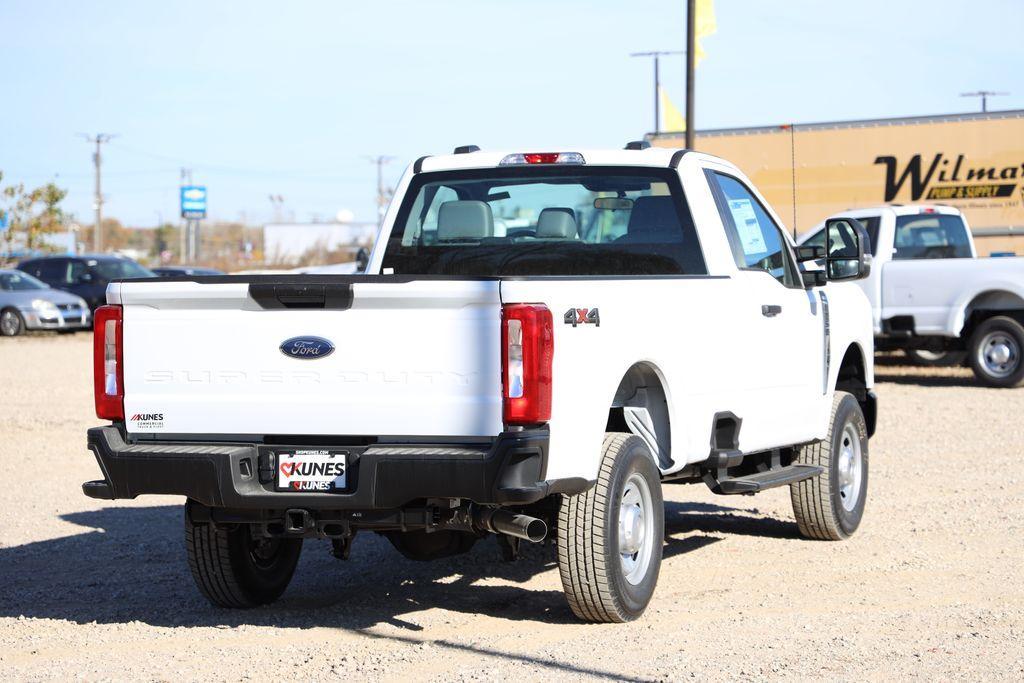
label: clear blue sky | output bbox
[2,0,1022,227]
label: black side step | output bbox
[712,464,822,495]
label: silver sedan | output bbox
[0,269,91,336]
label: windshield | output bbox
[381,167,706,276]
[90,259,155,280]
[0,271,48,291]
[894,214,972,259]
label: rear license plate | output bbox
[276,449,347,492]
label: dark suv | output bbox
[18,255,155,311]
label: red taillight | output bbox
[502,304,553,425]
[523,153,560,164]
[499,152,585,166]
[93,305,124,420]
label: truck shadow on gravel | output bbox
[0,501,795,631]
[874,372,979,387]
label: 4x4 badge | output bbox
[564,308,600,327]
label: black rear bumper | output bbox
[84,426,587,510]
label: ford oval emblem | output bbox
[279,336,335,360]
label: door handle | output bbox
[761,304,782,317]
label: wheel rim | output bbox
[977,331,1020,379]
[248,532,283,569]
[913,349,947,362]
[1,311,19,335]
[836,423,863,512]
[618,472,655,585]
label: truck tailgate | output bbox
[112,278,503,438]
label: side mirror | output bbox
[355,247,370,272]
[801,270,827,288]
[795,245,825,262]
[824,217,871,282]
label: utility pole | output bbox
[365,156,395,225]
[268,194,285,223]
[80,133,116,252]
[685,0,696,149]
[960,90,1008,113]
[630,50,684,133]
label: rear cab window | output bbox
[381,166,706,276]
[893,213,972,259]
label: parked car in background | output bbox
[0,269,90,336]
[800,205,1024,387]
[17,255,155,311]
[151,266,225,277]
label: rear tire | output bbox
[0,308,25,336]
[557,433,664,622]
[968,316,1024,388]
[790,391,869,540]
[903,348,966,367]
[185,504,302,608]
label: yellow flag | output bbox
[659,86,686,132]
[695,0,717,66]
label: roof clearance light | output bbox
[921,207,936,214]
[499,152,586,166]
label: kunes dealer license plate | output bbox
[276,450,347,492]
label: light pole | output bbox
[685,0,696,149]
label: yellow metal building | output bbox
[648,110,1024,254]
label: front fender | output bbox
[825,281,875,391]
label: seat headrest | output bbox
[536,208,578,239]
[437,201,493,241]
[625,196,680,240]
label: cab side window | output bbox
[34,259,66,283]
[707,172,799,287]
[804,229,826,250]
[66,260,86,284]
[806,217,879,256]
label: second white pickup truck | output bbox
[83,144,876,622]
[802,205,1024,387]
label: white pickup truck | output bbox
[801,205,1024,387]
[83,144,876,622]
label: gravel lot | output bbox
[1,334,1022,681]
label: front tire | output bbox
[557,433,664,623]
[185,504,302,608]
[0,308,25,336]
[968,316,1024,388]
[790,391,869,540]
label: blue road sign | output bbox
[180,186,207,219]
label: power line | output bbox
[959,90,1009,113]
[78,133,117,252]
[110,141,370,181]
